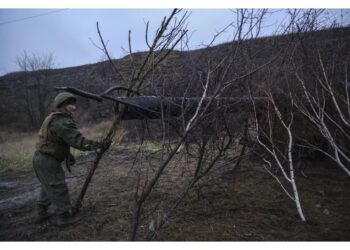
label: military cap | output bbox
[54,92,76,108]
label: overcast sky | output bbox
[0,8,349,76]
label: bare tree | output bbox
[16,50,55,128]
[69,9,190,217]
[251,88,306,221]
[125,9,277,240]
[247,8,349,222]
[293,55,350,177]
[281,9,350,177]
[55,8,349,239]
[56,8,273,240]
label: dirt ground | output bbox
[1,144,350,241]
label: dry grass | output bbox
[80,121,127,143]
[80,121,111,141]
[0,121,126,175]
[0,131,37,174]
[0,131,37,155]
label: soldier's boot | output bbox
[34,204,53,224]
[56,211,82,227]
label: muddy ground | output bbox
[1,144,350,241]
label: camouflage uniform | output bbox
[33,111,100,216]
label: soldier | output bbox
[33,92,111,226]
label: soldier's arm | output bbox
[53,117,100,151]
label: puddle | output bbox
[0,179,40,210]
[0,181,18,189]
[0,189,39,210]
[0,176,79,210]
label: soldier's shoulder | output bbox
[51,113,75,126]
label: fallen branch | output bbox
[54,86,103,102]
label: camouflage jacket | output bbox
[36,112,99,162]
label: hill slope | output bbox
[0,27,349,130]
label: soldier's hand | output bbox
[67,153,76,166]
[100,138,112,150]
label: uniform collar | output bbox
[56,109,73,118]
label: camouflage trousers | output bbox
[32,151,72,215]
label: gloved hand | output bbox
[67,152,76,166]
[99,138,112,150]
[64,153,75,172]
